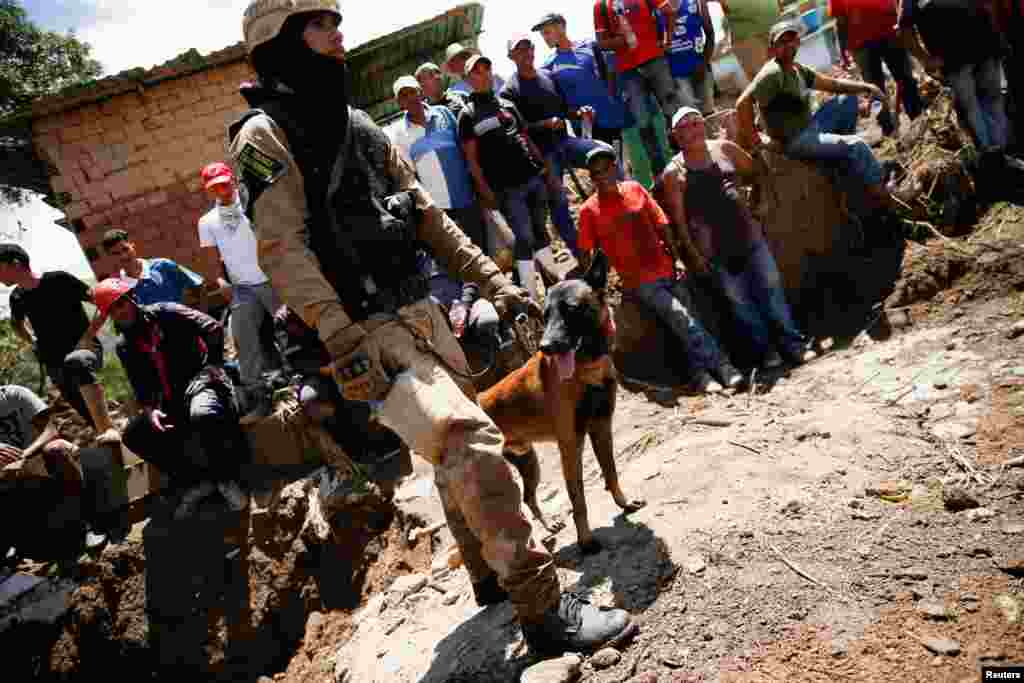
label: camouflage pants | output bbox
[368,299,560,621]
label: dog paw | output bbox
[616,497,647,513]
[579,538,603,555]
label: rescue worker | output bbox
[93,278,250,520]
[228,0,637,655]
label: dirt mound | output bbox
[2,475,432,682]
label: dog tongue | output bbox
[553,351,576,382]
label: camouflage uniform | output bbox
[228,108,561,620]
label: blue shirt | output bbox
[127,258,203,306]
[543,39,629,132]
[391,105,475,209]
[666,0,707,79]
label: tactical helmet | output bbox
[243,0,341,53]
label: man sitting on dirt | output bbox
[0,244,120,445]
[735,20,893,213]
[897,0,1024,191]
[0,384,91,563]
[579,144,743,393]
[92,278,249,520]
[662,108,818,370]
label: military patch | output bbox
[236,141,287,186]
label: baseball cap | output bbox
[507,34,533,53]
[768,19,803,46]
[445,42,474,70]
[414,62,441,79]
[0,242,30,267]
[392,75,421,98]
[585,143,617,166]
[671,106,703,129]
[531,12,566,31]
[201,162,234,189]
[464,54,492,77]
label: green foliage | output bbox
[0,0,103,117]
[0,318,44,388]
[94,348,133,405]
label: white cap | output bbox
[392,75,421,98]
[670,106,703,129]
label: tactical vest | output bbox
[230,102,427,322]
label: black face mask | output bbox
[253,13,350,103]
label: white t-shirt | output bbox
[197,197,269,287]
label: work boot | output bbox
[521,591,638,656]
[472,572,509,607]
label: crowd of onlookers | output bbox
[2,0,1021,565]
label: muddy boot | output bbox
[521,591,638,656]
[472,572,509,607]
[80,383,121,444]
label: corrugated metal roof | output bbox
[26,3,483,123]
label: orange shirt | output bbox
[578,181,675,290]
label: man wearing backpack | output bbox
[595,0,682,176]
[228,0,638,656]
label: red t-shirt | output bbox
[828,0,898,50]
[578,181,675,290]
[594,0,668,73]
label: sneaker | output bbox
[174,481,216,520]
[762,351,784,370]
[693,371,723,394]
[217,481,249,512]
[718,363,744,389]
[472,572,510,607]
[521,591,638,656]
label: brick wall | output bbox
[31,59,257,279]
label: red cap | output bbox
[94,277,138,319]
[201,162,234,189]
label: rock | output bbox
[796,429,830,442]
[917,602,950,620]
[920,637,960,656]
[1006,321,1024,340]
[781,500,803,516]
[441,590,460,606]
[848,498,864,509]
[930,421,976,441]
[520,654,582,683]
[894,567,928,580]
[830,640,849,658]
[590,647,622,669]
[852,511,882,521]
[388,573,428,597]
[685,555,707,574]
[964,507,997,522]
[968,547,992,558]
[934,381,949,390]
[994,595,1021,624]
[942,486,980,512]
[258,677,274,683]
[1001,522,1024,535]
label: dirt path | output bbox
[327,235,1024,683]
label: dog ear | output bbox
[583,249,609,291]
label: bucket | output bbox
[801,8,822,33]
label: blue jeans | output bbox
[947,57,1009,151]
[546,136,605,254]
[621,56,682,175]
[230,281,281,389]
[631,276,727,377]
[785,95,884,187]
[712,238,805,359]
[499,175,549,260]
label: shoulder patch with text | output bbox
[236,141,287,185]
